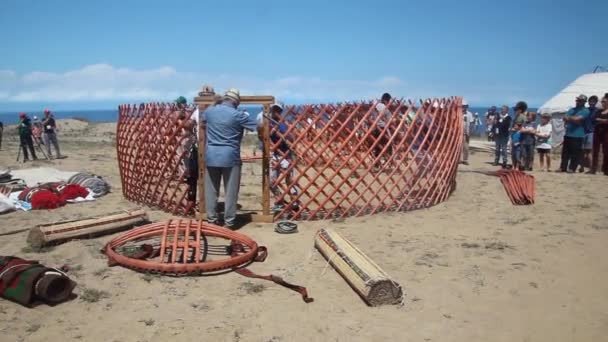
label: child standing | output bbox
[511,123,522,170]
[519,112,537,171]
[535,113,553,171]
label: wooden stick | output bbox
[27,208,148,248]
[314,228,403,306]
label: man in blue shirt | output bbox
[201,88,257,228]
[558,94,591,173]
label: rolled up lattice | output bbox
[314,228,403,306]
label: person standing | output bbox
[558,95,590,173]
[519,112,537,171]
[512,101,528,126]
[535,113,553,172]
[17,113,37,162]
[371,93,392,170]
[511,123,522,170]
[580,95,599,172]
[485,106,498,141]
[201,88,256,228]
[174,96,198,203]
[32,116,44,146]
[588,95,608,175]
[493,105,511,167]
[42,109,62,159]
[256,102,300,212]
[461,99,473,165]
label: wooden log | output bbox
[314,228,403,306]
[27,208,149,248]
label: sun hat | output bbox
[19,112,26,118]
[575,94,588,101]
[461,99,468,106]
[224,88,240,103]
[270,102,284,112]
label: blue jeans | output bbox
[521,144,534,170]
[494,138,508,164]
[511,144,521,166]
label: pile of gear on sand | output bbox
[0,167,110,214]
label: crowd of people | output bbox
[474,93,608,174]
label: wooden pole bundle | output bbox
[27,208,148,248]
[314,228,403,306]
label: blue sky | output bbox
[0,0,606,111]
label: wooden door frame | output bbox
[193,89,274,223]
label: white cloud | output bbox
[0,63,408,103]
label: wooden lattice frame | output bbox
[116,103,196,216]
[117,93,463,222]
[265,97,463,220]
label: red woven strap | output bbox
[234,267,314,303]
[232,244,313,303]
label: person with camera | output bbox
[17,112,37,162]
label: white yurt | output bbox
[538,69,608,148]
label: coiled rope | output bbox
[275,221,298,234]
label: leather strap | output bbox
[234,267,313,303]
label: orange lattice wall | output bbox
[117,97,463,221]
[117,103,197,216]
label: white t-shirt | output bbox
[536,123,552,149]
[463,111,474,135]
[374,103,389,128]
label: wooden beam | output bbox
[262,103,271,217]
[194,94,275,107]
[196,212,274,224]
[27,208,149,248]
[197,123,206,219]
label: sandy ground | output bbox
[1,120,607,342]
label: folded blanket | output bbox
[0,256,77,307]
[68,173,110,198]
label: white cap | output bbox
[271,101,284,112]
[462,99,468,106]
[224,88,240,103]
[33,116,38,120]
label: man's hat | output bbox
[44,109,51,114]
[19,112,26,118]
[224,88,240,103]
[575,94,588,102]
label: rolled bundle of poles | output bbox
[475,169,535,205]
[497,169,535,205]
